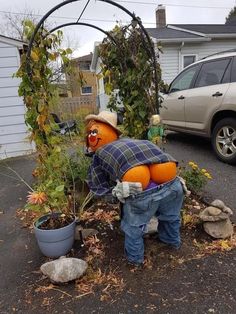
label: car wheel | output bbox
[212,118,236,164]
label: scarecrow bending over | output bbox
[85,111,184,266]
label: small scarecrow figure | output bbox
[147,114,166,146]
[85,111,183,267]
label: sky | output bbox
[0,0,235,57]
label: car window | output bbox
[222,59,232,84]
[169,65,199,93]
[195,58,230,88]
[231,57,236,82]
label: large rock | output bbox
[199,206,229,222]
[203,219,234,239]
[211,199,233,215]
[40,256,88,283]
[199,201,234,239]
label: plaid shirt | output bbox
[87,138,176,196]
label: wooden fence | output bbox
[52,96,98,120]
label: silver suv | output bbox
[160,50,236,164]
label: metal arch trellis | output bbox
[26,0,160,113]
[48,22,117,44]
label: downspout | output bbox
[178,41,184,72]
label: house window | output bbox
[81,86,92,94]
[79,61,90,71]
[182,55,197,68]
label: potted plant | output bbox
[29,197,76,259]
[28,147,93,258]
[14,22,95,258]
[25,147,79,258]
[32,204,76,259]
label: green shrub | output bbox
[180,161,212,194]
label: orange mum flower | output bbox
[27,191,47,205]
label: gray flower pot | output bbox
[34,213,76,258]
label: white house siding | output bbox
[180,39,236,64]
[159,44,180,84]
[0,39,34,159]
[160,39,236,84]
[94,58,109,111]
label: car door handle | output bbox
[212,92,223,97]
[178,95,185,100]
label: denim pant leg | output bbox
[156,179,183,247]
[121,200,152,265]
[124,225,145,264]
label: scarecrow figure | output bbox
[147,114,166,146]
[85,111,184,267]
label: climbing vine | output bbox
[99,23,162,139]
[16,20,72,147]
[15,21,80,216]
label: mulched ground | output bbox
[13,195,236,314]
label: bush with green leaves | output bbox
[15,21,87,218]
[180,161,212,194]
[99,24,163,139]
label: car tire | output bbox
[211,118,236,164]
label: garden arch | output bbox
[26,0,160,113]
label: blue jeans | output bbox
[120,177,184,264]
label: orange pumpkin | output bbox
[87,121,118,151]
[149,162,177,184]
[122,165,150,190]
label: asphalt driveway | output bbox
[164,131,236,221]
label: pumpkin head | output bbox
[87,121,118,151]
[122,165,150,190]
[149,162,177,184]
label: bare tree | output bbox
[225,6,236,25]
[0,8,41,40]
[0,7,83,96]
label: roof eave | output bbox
[0,35,26,48]
[208,33,236,38]
[167,25,206,37]
[151,37,211,43]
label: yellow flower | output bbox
[188,161,195,166]
[204,173,212,179]
[27,191,47,205]
[189,161,198,169]
[201,169,207,173]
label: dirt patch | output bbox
[39,214,75,230]
[12,197,236,313]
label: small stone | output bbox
[222,206,233,216]
[207,206,222,216]
[193,205,201,210]
[82,228,98,239]
[40,257,88,283]
[203,219,234,239]
[75,226,98,241]
[146,217,158,234]
[211,199,225,210]
[199,207,229,222]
